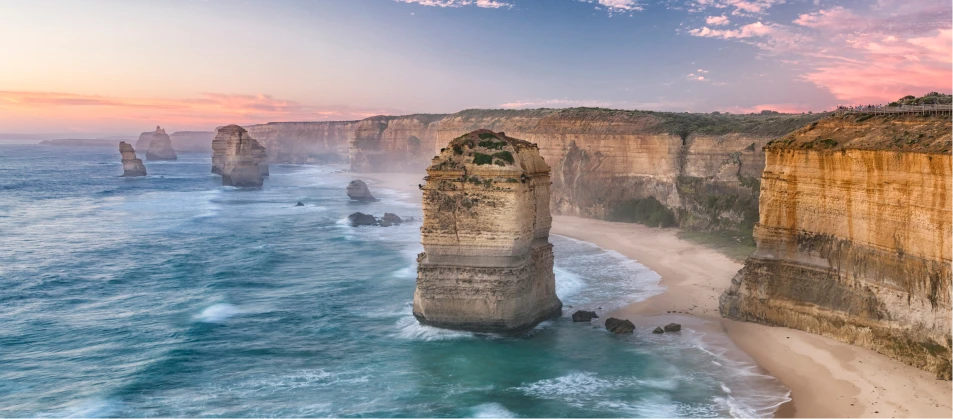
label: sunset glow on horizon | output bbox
[1,0,950,135]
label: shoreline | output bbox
[353,172,952,418]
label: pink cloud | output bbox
[706,15,730,25]
[0,91,398,132]
[719,103,818,114]
[395,0,512,8]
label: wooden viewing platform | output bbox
[835,103,952,115]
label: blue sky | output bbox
[0,0,949,132]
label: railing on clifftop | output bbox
[834,103,953,115]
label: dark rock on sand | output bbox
[664,323,682,332]
[653,326,664,334]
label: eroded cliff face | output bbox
[720,114,953,379]
[414,130,562,333]
[247,109,822,232]
[214,124,267,188]
[119,142,146,177]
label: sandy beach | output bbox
[357,172,952,418]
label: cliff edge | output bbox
[720,113,952,379]
[414,130,562,333]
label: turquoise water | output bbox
[0,144,789,417]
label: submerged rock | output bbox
[348,212,378,226]
[347,180,378,202]
[653,326,665,334]
[664,323,682,332]
[414,130,562,334]
[295,201,305,207]
[605,317,635,334]
[571,310,598,322]
[145,126,177,161]
[214,125,266,188]
[119,142,146,177]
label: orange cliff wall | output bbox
[721,113,953,379]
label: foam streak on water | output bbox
[0,145,790,417]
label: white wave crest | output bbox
[193,303,240,323]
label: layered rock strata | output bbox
[212,126,269,176]
[246,109,825,232]
[720,114,953,379]
[145,126,177,161]
[214,125,267,187]
[119,142,146,177]
[413,130,562,333]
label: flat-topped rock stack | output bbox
[214,124,268,187]
[413,130,562,333]
[118,142,146,177]
[212,126,269,177]
[145,126,178,161]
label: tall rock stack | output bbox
[413,130,562,333]
[214,124,267,187]
[212,126,269,176]
[118,142,147,177]
[145,126,178,161]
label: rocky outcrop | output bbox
[212,126,269,176]
[215,125,266,188]
[348,212,378,226]
[652,326,664,334]
[571,310,598,322]
[145,126,177,161]
[170,131,215,152]
[346,180,378,202]
[119,142,146,177]
[252,109,825,233]
[664,323,681,332]
[413,130,563,333]
[605,318,635,334]
[721,113,953,379]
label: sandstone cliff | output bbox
[414,130,562,333]
[249,109,823,233]
[119,141,146,177]
[214,124,267,188]
[212,126,269,176]
[720,113,952,379]
[145,126,177,161]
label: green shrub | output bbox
[491,151,514,163]
[473,152,493,165]
[607,197,678,228]
[478,140,505,149]
[478,132,498,140]
[452,145,463,155]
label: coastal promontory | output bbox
[413,130,562,333]
[214,124,267,188]
[720,112,952,379]
[145,126,178,161]
[119,141,146,177]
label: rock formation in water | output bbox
[135,130,153,150]
[605,318,635,334]
[145,126,178,161]
[664,323,681,332]
[212,126,269,176]
[119,142,147,177]
[245,109,827,234]
[413,130,562,333]
[571,310,598,322]
[214,125,266,187]
[652,326,664,334]
[720,113,952,379]
[346,180,378,201]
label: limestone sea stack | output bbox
[212,126,269,176]
[119,142,146,177]
[145,126,178,161]
[413,130,562,333]
[346,180,378,201]
[135,130,153,150]
[215,124,267,187]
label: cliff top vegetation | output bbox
[766,113,952,153]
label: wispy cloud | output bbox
[577,0,645,14]
[499,98,614,108]
[394,0,512,9]
[0,91,398,132]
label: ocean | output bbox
[0,144,790,417]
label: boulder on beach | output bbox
[571,310,598,322]
[652,326,664,334]
[605,317,635,334]
[664,323,682,332]
[348,212,378,226]
[347,180,378,202]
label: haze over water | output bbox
[0,144,789,417]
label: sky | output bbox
[0,0,950,134]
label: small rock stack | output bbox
[145,126,177,161]
[119,142,147,177]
